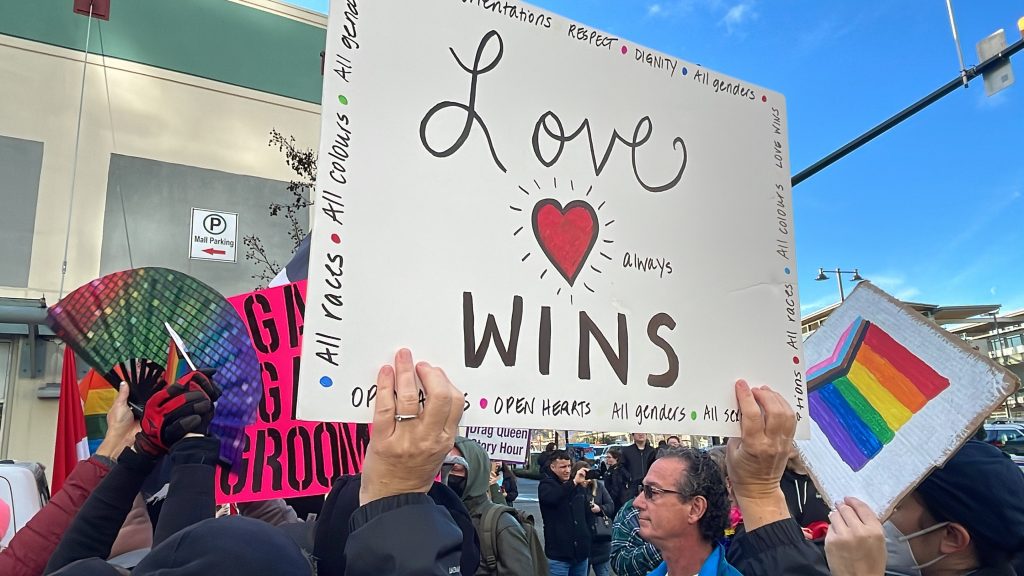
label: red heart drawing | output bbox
[532,199,599,286]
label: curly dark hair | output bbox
[658,447,730,543]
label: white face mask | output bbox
[883,520,950,576]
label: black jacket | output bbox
[780,468,831,528]
[539,467,591,563]
[46,437,221,575]
[345,493,464,576]
[726,518,830,576]
[620,444,657,497]
[603,464,631,513]
[308,474,480,576]
[587,480,615,565]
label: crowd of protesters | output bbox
[0,348,1022,575]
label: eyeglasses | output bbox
[640,484,685,501]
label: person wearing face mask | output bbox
[825,440,1024,576]
[443,438,535,575]
[882,440,1024,576]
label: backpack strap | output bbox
[480,504,511,572]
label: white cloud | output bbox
[648,3,664,16]
[991,286,998,296]
[720,1,757,34]
[862,274,922,302]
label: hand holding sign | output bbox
[727,379,796,531]
[824,497,886,576]
[359,349,465,506]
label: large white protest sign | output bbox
[297,0,807,436]
[796,282,1019,518]
[464,427,531,464]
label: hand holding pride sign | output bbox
[796,282,1019,518]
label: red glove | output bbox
[134,370,221,456]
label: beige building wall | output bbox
[0,21,323,474]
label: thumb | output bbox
[116,382,131,406]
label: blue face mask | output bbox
[883,520,950,576]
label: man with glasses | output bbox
[632,447,740,576]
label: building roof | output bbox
[802,300,1005,332]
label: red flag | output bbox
[52,346,88,493]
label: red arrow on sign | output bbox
[202,248,226,256]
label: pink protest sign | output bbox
[216,281,369,504]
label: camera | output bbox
[585,470,601,480]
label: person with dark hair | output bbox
[632,447,737,575]
[620,433,658,499]
[571,461,615,576]
[495,463,519,505]
[666,436,682,448]
[537,442,558,472]
[603,447,631,513]
[540,450,591,576]
[822,441,1024,576]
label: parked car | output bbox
[983,423,1024,456]
[0,460,50,548]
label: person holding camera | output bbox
[571,461,616,576]
[539,451,592,576]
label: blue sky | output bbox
[289,0,1024,316]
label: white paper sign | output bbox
[464,427,531,464]
[189,208,238,263]
[796,282,1019,518]
[297,0,807,436]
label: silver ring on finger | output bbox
[394,414,419,422]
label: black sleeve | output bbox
[45,448,159,574]
[538,477,575,507]
[152,436,221,546]
[345,493,462,576]
[725,518,830,576]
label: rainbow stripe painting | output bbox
[807,316,950,471]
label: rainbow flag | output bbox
[164,338,192,386]
[79,370,117,454]
[807,316,949,471]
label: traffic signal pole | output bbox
[792,34,1024,187]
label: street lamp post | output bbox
[815,268,864,302]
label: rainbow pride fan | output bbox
[48,268,262,467]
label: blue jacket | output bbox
[647,544,741,576]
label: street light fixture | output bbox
[815,267,865,302]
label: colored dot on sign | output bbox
[319,376,333,388]
[620,45,628,55]
[479,398,489,409]
[330,233,341,244]
[690,410,698,421]
[338,94,349,105]
[792,356,800,365]
[681,67,688,76]
[784,267,791,275]
[761,95,767,103]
